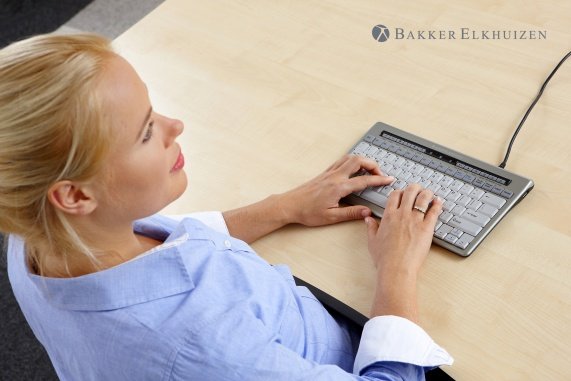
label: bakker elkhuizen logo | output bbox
[372,24,547,43]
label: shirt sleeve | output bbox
[169,309,452,381]
[167,211,230,235]
[354,315,454,375]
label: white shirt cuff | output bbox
[354,315,454,374]
[167,211,230,235]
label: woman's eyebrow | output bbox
[135,107,153,141]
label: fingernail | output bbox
[365,217,372,224]
[361,209,371,217]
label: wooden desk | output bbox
[114,1,571,379]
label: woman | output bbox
[0,34,452,380]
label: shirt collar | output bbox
[29,219,195,311]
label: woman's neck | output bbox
[36,232,162,278]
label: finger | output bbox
[399,183,423,210]
[338,155,383,177]
[412,188,435,217]
[365,216,380,243]
[326,154,352,172]
[385,189,403,211]
[329,205,372,223]
[346,174,394,194]
[424,196,443,226]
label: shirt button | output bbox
[224,240,232,248]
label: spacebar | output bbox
[360,189,388,208]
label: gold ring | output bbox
[413,205,427,214]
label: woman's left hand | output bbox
[277,154,394,227]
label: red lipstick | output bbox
[171,151,185,172]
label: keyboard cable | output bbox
[499,49,571,169]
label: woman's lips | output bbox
[171,151,185,172]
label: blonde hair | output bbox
[0,34,116,276]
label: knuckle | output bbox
[422,188,434,198]
[407,183,421,192]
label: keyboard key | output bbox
[438,176,454,188]
[428,160,439,169]
[364,146,379,156]
[394,157,406,167]
[419,180,431,188]
[449,228,464,238]
[364,135,375,143]
[434,221,443,231]
[379,186,394,197]
[411,164,424,175]
[459,184,474,195]
[448,216,482,236]
[462,173,476,183]
[445,167,456,176]
[374,149,388,160]
[442,200,456,212]
[436,164,447,173]
[409,176,422,184]
[420,157,431,166]
[384,153,397,163]
[491,185,504,195]
[501,190,514,199]
[456,195,471,207]
[435,187,451,198]
[481,192,506,209]
[447,190,461,202]
[360,189,388,208]
[419,168,434,179]
[392,179,407,190]
[449,180,464,192]
[439,211,453,223]
[354,142,370,154]
[428,172,444,183]
[468,188,485,200]
[427,183,441,193]
[482,182,494,191]
[466,200,482,210]
[382,164,394,174]
[450,180,464,191]
[444,234,459,244]
[472,178,485,187]
[435,224,453,239]
[478,203,498,218]
[402,160,415,171]
[462,210,490,227]
[454,233,474,249]
[451,205,466,216]
[400,171,412,181]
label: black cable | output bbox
[499,50,571,169]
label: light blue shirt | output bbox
[8,213,452,380]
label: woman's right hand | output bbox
[365,184,443,322]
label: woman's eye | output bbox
[142,121,154,143]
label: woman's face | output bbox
[93,55,187,223]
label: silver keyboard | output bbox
[343,122,534,256]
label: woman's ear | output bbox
[47,180,97,215]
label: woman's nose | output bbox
[162,116,184,145]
